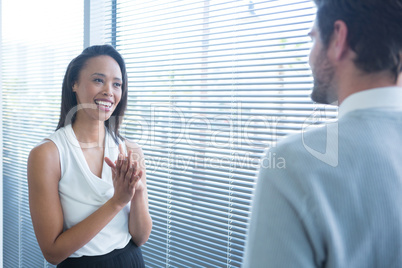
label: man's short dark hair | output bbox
[314,0,402,80]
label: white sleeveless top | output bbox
[47,124,131,257]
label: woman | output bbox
[27,45,152,267]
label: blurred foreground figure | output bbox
[243,0,402,267]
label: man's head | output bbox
[310,0,402,104]
[309,21,337,104]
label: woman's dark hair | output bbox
[314,0,402,81]
[56,44,128,144]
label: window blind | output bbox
[1,0,84,266]
[99,0,337,267]
[0,1,3,265]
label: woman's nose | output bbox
[103,85,113,96]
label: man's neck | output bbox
[337,69,397,105]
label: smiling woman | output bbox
[56,45,128,145]
[27,45,152,268]
[72,56,123,127]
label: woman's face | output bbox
[73,55,123,122]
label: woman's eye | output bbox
[114,82,122,88]
[94,78,104,83]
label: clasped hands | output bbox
[104,144,144,206]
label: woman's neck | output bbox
[72,119,106,149]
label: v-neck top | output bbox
[47,124,131,257]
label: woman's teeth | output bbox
[95,100,112,108]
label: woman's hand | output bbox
[105,144,144,207]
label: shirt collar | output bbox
[338,86,402,119]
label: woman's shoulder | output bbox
[29,139,59,162]
[28,139,61,181]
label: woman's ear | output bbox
[72,82,77,92]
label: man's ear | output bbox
[328,20,349,61]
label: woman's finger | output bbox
[132,160,138,176]
[104,157,116,169]
[118,143,125,156]
[120,155,128,176]
[128,150,133,168]
[125,152,135,182]
[116,153,124,178]
[131,169,142,184]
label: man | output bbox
[243,0,402,267]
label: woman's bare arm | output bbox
[126,141,152,246]
[105,141,152,246]
[28,140,136,265]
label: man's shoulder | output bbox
[274,121,336,155]
[260,119,345,175]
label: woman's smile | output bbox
[72,55,123,122]
[94,99,114,112]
